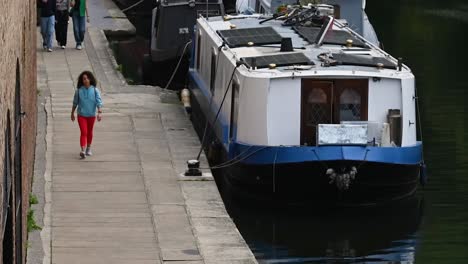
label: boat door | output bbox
[333,79,368,123]
[301,81,333,145]
[301,79,368,145]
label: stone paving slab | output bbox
[54,153,140,162]
[53,191,148,202]
[53,183,145,192]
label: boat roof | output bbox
[199,15,413,78]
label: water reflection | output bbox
[226,197,423,263]
[366,0,468,262]
[211,0,468,262]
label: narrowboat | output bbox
[188,4,425,206]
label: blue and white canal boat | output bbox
[188,3,425,206]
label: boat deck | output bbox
[204,16,410,75]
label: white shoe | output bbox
[79,151,86,159]
[47,48,53,52]
[61,45,65,49]
[76,45,82,50]
[85,148,93,156]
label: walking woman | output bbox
[70,0,89,50]
[38,0,57,52]
[71,71,103,159]
[55,0,69,49]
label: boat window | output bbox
[210,48,217,94]
[196,31,202,70]
[332,5,341,19]
[230,80,240,140]
[255,1,260,13]
[339,88,362,121]
[153,7,160,38]
[306,88,329,126]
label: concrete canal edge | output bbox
[41,98,53,264]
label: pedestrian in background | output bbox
[38,0,57,52]
[70,0,89,50]
[71,71,103,159]
[55,0,69,49]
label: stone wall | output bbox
[0,0,37,263]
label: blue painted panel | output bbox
[233,142,423,165]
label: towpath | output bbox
[29,0,257,263]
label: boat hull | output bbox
[223,160,420,207]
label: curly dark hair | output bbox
[77,71,97,88]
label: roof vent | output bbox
[280,38,293,52]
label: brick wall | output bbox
[0,0,37,263]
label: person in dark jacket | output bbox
[55,0,70,49]
[38,0,57,52]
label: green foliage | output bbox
[27,209,42,232]
[29,193,39,205]
[28,193,41,232]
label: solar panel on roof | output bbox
[294,27,367,47]
[332,53,397,69]
[241,53,313,69]
[217,27,283,48]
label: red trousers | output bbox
[77,115,96,147]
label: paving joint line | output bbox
[129,115,163,262]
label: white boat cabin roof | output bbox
[199,15,413,79]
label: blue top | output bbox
[73,86,103,117]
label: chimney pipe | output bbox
[280,38,293,52]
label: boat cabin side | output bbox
[150,0,225,62]
[191,17,417,150]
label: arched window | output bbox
[339,88,362,121]
[307,88,328,103]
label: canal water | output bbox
[220,0,468,263]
